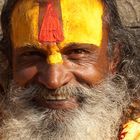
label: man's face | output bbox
[11,0,110,110]
[2,0,129,140]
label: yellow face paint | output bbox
[61,0,103,47]
[11,0,39,48]
[11,0,104,64]
[11,0,63,64]
[47,45,63,64]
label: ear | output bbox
[109,43,121,74]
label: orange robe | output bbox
[120,118,140,140]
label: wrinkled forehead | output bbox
[11,0,104,48]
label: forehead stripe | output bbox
[39,2,64,43]
[11,0,39,48]
[60,0,103,47]
[11,0,104,49]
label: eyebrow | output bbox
[18,44,43,52]
[21,44,40,48]
[62,43,99,51]
[18,43,99,53]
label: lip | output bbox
[33,96,79,110]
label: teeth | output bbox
[43,94,70,101]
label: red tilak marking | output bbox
[39,3,64,43]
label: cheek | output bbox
[75,66,108,85]
[13,66,38,86]
[66,60,109,86]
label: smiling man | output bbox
[0,0,139,140]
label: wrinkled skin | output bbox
[13,39,111,110]
[11,0,112,110]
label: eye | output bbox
[16,50,46,68]
[66,48,90,55]
[64,48,91,62]
[20,51,46,58]
[72,49,88,54]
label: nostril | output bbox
[37,64,73,90]
[38,74,63,89]
[38,71,73,90]
[46,79,61,89]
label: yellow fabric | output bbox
[121,118,140,140]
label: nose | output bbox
[38,64,72,89]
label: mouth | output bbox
[33,93,79,110]
[43,94,71,100]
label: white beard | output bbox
[1,79,130,140]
